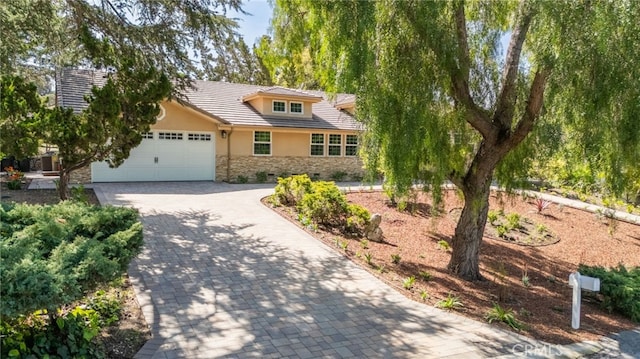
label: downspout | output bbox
[226,129,233,182]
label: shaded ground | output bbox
[268,189,640,345]
[1,179,150,359]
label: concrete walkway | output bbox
[92,182,638,358]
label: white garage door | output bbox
[91,131,215,182]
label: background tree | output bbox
[0,77,45,159]
[1,0,251,198]
[272,0,640,280]
[254,35,321,89]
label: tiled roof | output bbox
[55,68,109,112]
[242,86,323,101]
[56,68,362,131]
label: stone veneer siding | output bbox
[216,155,365,182]
[70,165,92,184]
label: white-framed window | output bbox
[141,132,154,139]
[290,101,303,114]
[328,134,342,156]
[158,132,183,140]
[345,134,359,156]
[188,133,212,141]
[310,133,325,156]
[272,100,286,113]
[253,131,271,156]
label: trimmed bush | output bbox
[578,264,640,322]
[273,174,313,205]
[273,176,370,235]
[298,181,348,226]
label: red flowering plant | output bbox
[4,166,25,190]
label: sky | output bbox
[231,0,273,45]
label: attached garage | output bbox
[91,131,215,182]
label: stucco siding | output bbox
[151,101,219,132]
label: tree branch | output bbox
[450,0,494,139]
[493,1,535,130]
[505,68,550,149]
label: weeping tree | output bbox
[272,0,640,280]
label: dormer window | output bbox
[290,102,303,114]
[272,100,286,113]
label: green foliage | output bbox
[273,174,314,206]
[345,204,370,234]
[0,305,109,358]
[535,224,547,234]
[338,240,348,252]
[390,254,401,265]
[1,76,45,158]
[330,171,348,182]
[363,252,373,266]
[437,240,451,251]
[487,210,499,226]
[402,276,416,290]
[71,185,90,204]
[298,181,347,226]
[255,171,268,183]
[506,213,521,230]
[485,303,524,331]
[420,290,429,301]
[418,271,432,281]
[359,239,369,249]
[0,202,142,319]
[578,264,640,322]
[87,290,122,326]
[236,175,249,184]
[496,225,508,238]
[273,177,371,235]
[272,0,640,280]
[436,294,464,311]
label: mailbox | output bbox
[568,272,601,329]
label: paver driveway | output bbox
[95,182,541,358]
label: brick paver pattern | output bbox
[95,182,542,359]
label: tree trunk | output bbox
[448,180,492,281]
[58,169,70,200]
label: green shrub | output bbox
[345,203,370,234]
[1,305,107,358]
[236,175,249,183]
[0,202,142,320]
[298,181,347,226]
[273,174,313,205]
[578,264,640,322]
[255,171,268,183]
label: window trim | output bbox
[310,133,325,157]
[289,101,304,115]
[272,100,287,114]
[345,134,359,157]
[253,130,272,156]
[328,134,342,157]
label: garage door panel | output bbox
[91,131,215,182]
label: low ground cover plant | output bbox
[578,264,640,322]
[0,201,144,357]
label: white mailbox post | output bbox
[568,272,601,329]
